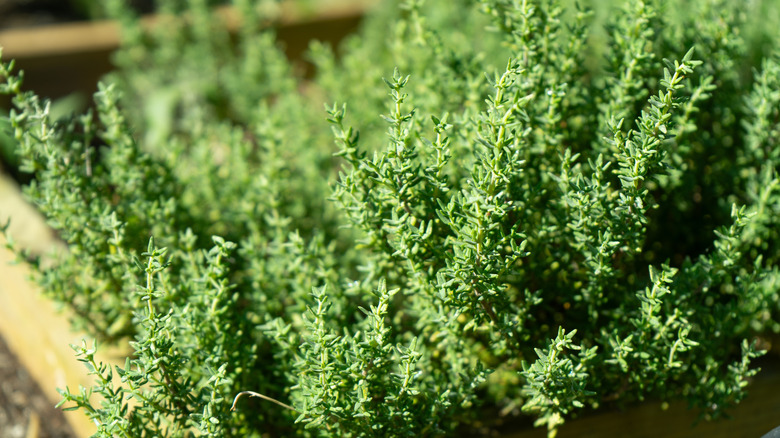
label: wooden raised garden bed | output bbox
[0,1,779,437]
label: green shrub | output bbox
[2,0,780,436]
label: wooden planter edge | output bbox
[0,173,124,437]
[0,0,378,60]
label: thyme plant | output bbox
[2,0,780,436]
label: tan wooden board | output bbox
[505,363,780,438]
[0,0,378,59]
[0,1,374,105]
[0,173,129,437]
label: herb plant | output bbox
[2,0,780,436]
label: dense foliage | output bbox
[2,0,780,436]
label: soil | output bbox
[0,333,75,438]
